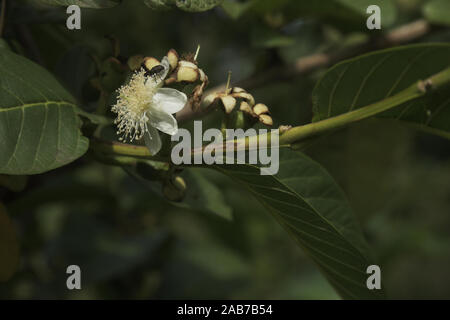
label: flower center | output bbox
[111,69,160,142]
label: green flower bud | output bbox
[162,176,187,202]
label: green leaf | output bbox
[213,149,384,299]
[312,43,450,138]
[175,0,224,12]
[30,0,121,8]
[424,0,450,27]
[0,203,19,282]
[0,49,89,175]
[144,0,223,12]
[181,168,233,220]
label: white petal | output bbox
[144,126,162,155]
[160,56,170,80]
[148,107,178,135]
[153,88,187,114]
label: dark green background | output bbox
[1,0,450,299]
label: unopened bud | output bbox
[177,65,199,82]
[232,87,247,93]
[127,55,144,71]
[239,101,254,115]
[259,114,273,126]
[199,68,207,82]
[231,91,255,106]
[253,103,269,116]
[278,125,292,134]
[143,57,160,70]
[220,95,237,114]
[167,49,179,70]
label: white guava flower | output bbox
[112,57,187,155]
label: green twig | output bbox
[89,67,450,159]
[279,67,450,145]
[90,138,166,161]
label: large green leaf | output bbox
[424,0,450,27]
[312,43,450,138]
[213,149,384,299]
[182,168,233,220]
[30,0,121,8]
[0,49,89,175]
[0,203,19,282]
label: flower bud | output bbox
[239,101,254,115]
[259,114,273,126]
[199,68,207,82]
[220,95,237,114]
[162,176,187,202]
[231,91,255,106]
[167,49,179,70]
[177,64,199,82]
[127,55,144,71]
[279,125,292,134]
[253,103,269,116]
[232,87,246,94]
[143,57,160,70]
[203,92,218,108]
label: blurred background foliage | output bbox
[1,0,450,299]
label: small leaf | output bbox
[213,149,384,299]
[312,43,450,138]
[0,203,20,282]
[0,49,89,175]
[29,0,121,8]
[424,0,450,27]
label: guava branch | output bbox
[278,67,450,146]
[176,19,432,122]
[91,67,450,160]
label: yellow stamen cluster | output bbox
[112,69,157,142]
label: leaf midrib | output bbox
[0,101,76,112]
